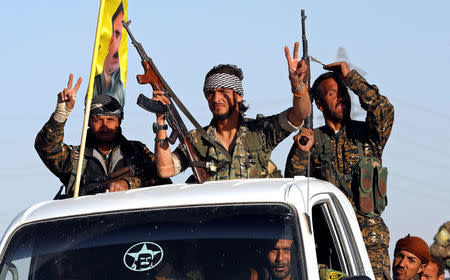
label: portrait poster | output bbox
[87,0,128,107]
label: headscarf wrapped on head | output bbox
[395,234,431,264]
[203,64,244,96]
[89,95,123,120]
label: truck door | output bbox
[311,194,367,277]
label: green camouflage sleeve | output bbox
[252,109,299,151]
[344,70,394,157]
[34,115,75,185]
[284,142,316,178]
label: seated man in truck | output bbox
[151,43,311,181]
[392,235,430,280]
[256,238,345,280]
[35,74,170,197]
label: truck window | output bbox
[312,203,346,272]
[0,204,304,280]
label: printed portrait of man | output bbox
[93,1,126,107]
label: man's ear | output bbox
[315,99,324,112]
[438,273,445,280]
[236,92,243,103]
[417,263,427,274]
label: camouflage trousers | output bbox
[356,214,391,280]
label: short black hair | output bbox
[311,72,348,102]
[112,2,124,26]
[205,64,244,81]
[205,64,249,115]
[430,256,445,276]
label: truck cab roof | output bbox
[0,177,375,280]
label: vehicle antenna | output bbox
[301,9,313,233]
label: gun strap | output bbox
[150,59,232,162]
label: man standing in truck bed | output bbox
[151,43,311,180]
[285,61,394,280]
[35,74,170,197]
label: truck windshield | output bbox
[0,204,303,280]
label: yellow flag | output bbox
[87,0,128,107]
[74,0,128,198]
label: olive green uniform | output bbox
[285,70,394,280]
[173,109,300,180]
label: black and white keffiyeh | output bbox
[89,95,123,120]
[203,73,244,96]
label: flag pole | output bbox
[73,0,105,197]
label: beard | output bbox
[94,127,119,145]
[324,101,351,123]
[269,263,292,280]
[212,96,238,121]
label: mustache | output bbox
[98,129,115,134]
[393,264,405,271]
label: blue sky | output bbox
[1,0,449,264]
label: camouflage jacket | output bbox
[284,70,394,206]
[35,115,170,194]
[173,109,300,181]
[430,221,450,263]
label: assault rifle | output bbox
[80,165,144,195]
[54,165,143,199]
[122,20,224,184]
[299,10,313,146]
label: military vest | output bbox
[315,128,388,217]
[65,145,126,196]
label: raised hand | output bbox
[58,73,82,110]
[284,42,308,89]
[53,73,82,123]
[323,61,350,81]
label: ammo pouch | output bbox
[316,130,388,217]
[352,142,388,217]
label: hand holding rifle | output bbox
[122,20,210,183]
[294,127,315,152]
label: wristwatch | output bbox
[154,137,168,143]
[153,122,168,133]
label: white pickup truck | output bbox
[0,177,374,280]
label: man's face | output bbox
[104,11,124,75]
[393,250,426,280]
[316,78,351,123]
[205,88,242,121]
[267,239,293,280]
[420,261,444,280]
[89,115,120,144]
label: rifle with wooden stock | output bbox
[54,165,143,199]
[80,165,143,196]
[122,20,214,184]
